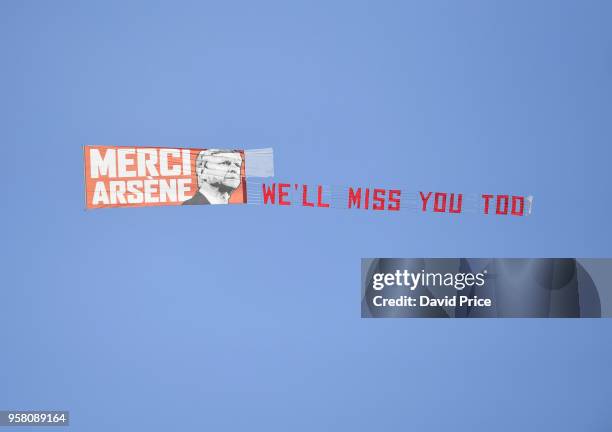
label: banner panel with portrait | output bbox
[84,145,247,209]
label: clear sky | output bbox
[1,1,611,430]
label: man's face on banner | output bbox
[196,150,243,191]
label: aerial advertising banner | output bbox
[83,145,532,216]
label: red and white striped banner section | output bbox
[247,181,532,217]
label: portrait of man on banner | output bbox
[183,149,244,205]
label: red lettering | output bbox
[317,185,330,208]
[278,183,291,206]
[388,189,401,211]
[482,194,493,214]
[348,187,361,209]
[496,195,509,215]
[449,193,463,214]
[373,189,386,210]
[511,196,524,216]
[262,183,275,204]
[434,192,447,212]
[419,191,432,212]
[302,185,314,207]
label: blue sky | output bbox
[1,1,611,430]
